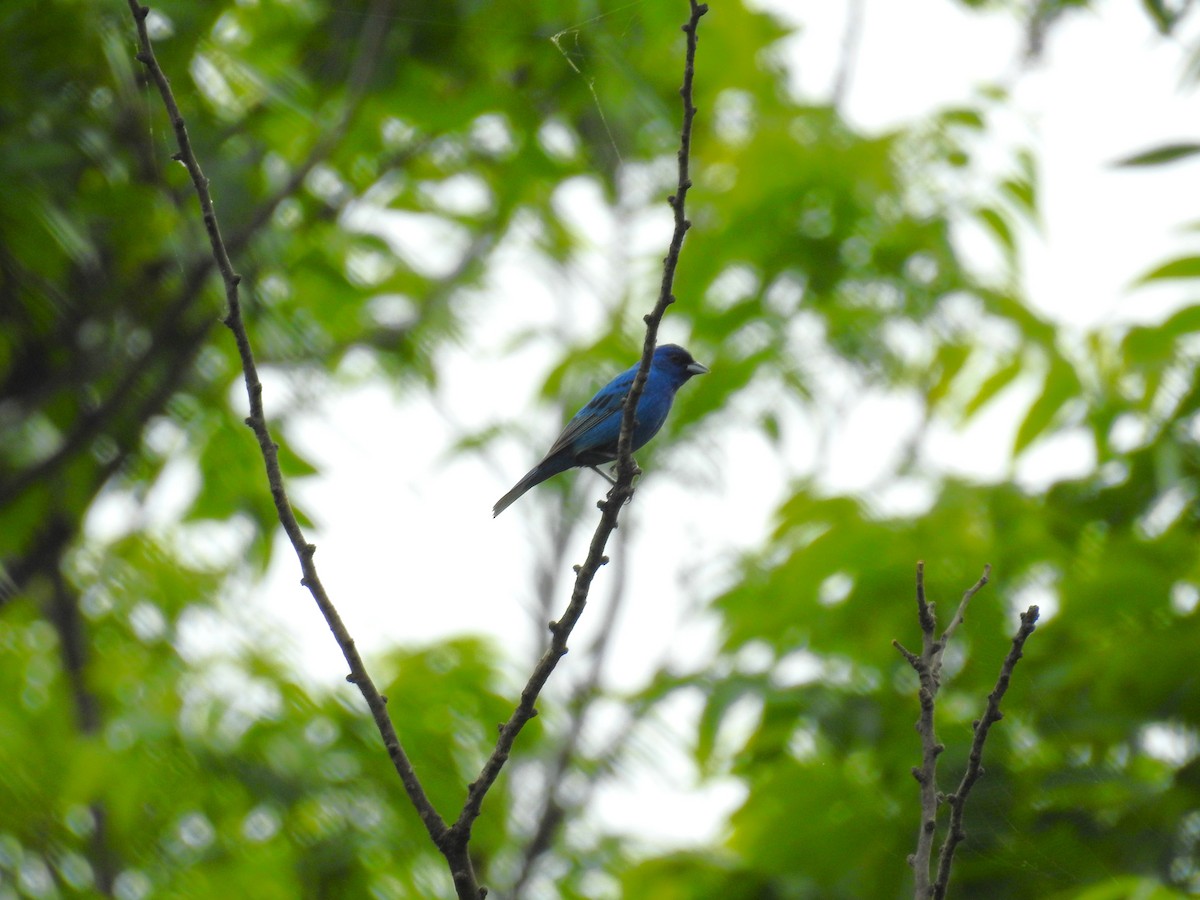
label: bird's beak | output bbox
[687,361,709,375]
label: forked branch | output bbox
[894,563,1039,899]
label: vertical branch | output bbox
[893,562,944,898]
[614,0,709,489]
[445,3,709,897]
[932,606,1040,900]
[125,0,447,853]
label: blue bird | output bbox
[493,344,708,516]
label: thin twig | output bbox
[831,0,865,108]
[931,564,991,686]
[444,3,709,896]
[932,605,1040,900]
[125,0,447,853]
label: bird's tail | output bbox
[492,456,571,517]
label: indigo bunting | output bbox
[493,344,708,516]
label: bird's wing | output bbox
[541,370,633,461]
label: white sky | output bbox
[127,0,1200,870]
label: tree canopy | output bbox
[2,1,1199,897]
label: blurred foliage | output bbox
[2,0,1200,898]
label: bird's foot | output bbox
[591,459,642,486]
[589,465,617,486]
[602,461,640,512]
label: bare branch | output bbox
[444,2,709,896]
[125,0,447,855]
[931,564,992,684]
[615,0,709,488]
[932,605,1040,900]
[903,562,944,900]
[897,564,1037,900]
[128,0,709,895]
[511,522,633,896]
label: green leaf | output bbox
[276,435,319,479]
[976,205,1016,257]
[1134,255,1200,285]
[927,342,972,407]
[1114,141,1200,167]
[1013,358,1080,455]
[1122,302,1200,364]
[940,107,985,129]
[963,353,1024,419]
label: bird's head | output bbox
[653,344,709,384]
